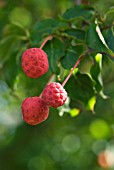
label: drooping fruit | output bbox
[22,48,49,78]
[41,82,67,108]
[21,97,49,125]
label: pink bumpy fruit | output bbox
[42,82,67,108]
[22,48,49,78]
[21,97,49,125]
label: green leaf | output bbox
[61,45,85,69]
[63,29,85,41]
[62,5,95,21]
[43,38,65,74]
[3,24,28,39]
[31,18,68,45]
[65,71,95,107]
[105,28,114,53]
[90,53,108,99]
[61,48,78,69]
[86,96,96,113]
[90,54,102,92]
[105,7,114,25]
[86,24,114,59]
[3,52,19,88]
[14,70,51,99]
[0,36,18,64]
[0,10,8,38]
[69,108,81,117]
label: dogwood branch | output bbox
[40,35,53,49]
[62,52,87,87]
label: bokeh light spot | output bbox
[92,139,108,155]
[9,7,32,27]
[98,150,114,168]
[62,134,80,153]
[89,119,111,139]
[51,144,68,162]
[28,156,46,170]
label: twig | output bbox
[62,52,87,87]
[40,35,53,49]
[39,73,54,97]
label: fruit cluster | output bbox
[21,46,68,125]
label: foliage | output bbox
[0,0,114,170]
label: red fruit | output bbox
[41,82,67,108]
[21,97,49,125]
[22,48,49,78]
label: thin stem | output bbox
[62,52,86,87]
[39,73,54,97]
[46,73,54,84]
[40,35,53,49]
[101,24,114,31]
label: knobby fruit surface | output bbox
[42,82,67,108]
[22,48,49,78]
[21,97,49,125]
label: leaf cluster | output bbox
[0,4,114,116]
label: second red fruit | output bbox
[22,48,49,78]
[41,82,67,108]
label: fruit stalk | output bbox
[40,52,87,108]
[40,35,53,49]
[39,73,54,97]
[62,52,86,87]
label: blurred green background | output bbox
[0,0,114,169]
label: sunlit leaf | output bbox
[86,24,114,59]
[90,53,108,99]
[69,108,81,117]
[86,96,96,112]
